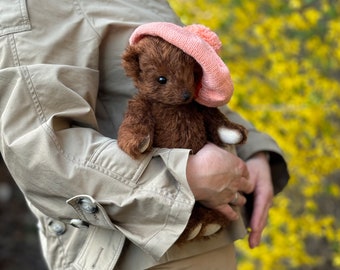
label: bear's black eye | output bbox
[157,76,167,84]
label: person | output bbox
[0,0,289,269]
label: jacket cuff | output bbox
[142,148,195,259]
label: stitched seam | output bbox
[111,235,125,269]
[86,162,135,187]
[73,0,101,39]
[7,34,20,66]
[20,66,47,123]
[73,226,97,270]
[0,0,31,34]
[87,139,154,186]
[18,0,30,25]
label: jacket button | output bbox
[48,220,66,235]
[78,198,98,214]
[70,219,89,229]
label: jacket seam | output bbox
[72,0,101,39]
[87,140,153,185]
[8,34,21,66]
[20,66,47,123]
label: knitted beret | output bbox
[129,22,234,107]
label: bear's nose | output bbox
[182,91,192,102]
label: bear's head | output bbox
[122,36,203,105]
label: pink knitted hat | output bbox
[129,22,234,107]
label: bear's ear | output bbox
[122,45,141,81]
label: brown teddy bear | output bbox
[118,22,247,244]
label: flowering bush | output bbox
[169,0,340,269]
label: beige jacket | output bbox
[0,0,289,269]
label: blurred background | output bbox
[169,0,340,269]
[1,0,339,269]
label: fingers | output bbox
[238,177,253,194]
[187,144,252,202]
[214,204,239,221]
[186,143,255,221]
[229,192,246,207]
[213,192,248,221]
[229,158,253,194]
[245,151,274,248]
[248,189,273,248]
[229,191,239,205]
[248,200,270,248]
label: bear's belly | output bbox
[151,104,207,154]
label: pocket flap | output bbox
[0,0,31,36]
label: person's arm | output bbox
[0,0,198,260]
[0,64,198,259]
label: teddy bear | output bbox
[117,22,247,244]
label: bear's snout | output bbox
[182,90,193,102]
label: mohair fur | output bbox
[118,36,247,243]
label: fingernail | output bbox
[250,240,257,249]
[249,236,260,249]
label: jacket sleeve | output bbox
[219,106,290,194]
[0,64,195,259]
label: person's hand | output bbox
[186,143,253,221]
[245,152,274,248]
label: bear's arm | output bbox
[201,105,247,146]
[118,97,155,159]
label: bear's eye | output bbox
[157,76,167,84]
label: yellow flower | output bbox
[304,8,321,26]
[289,0,302,9]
